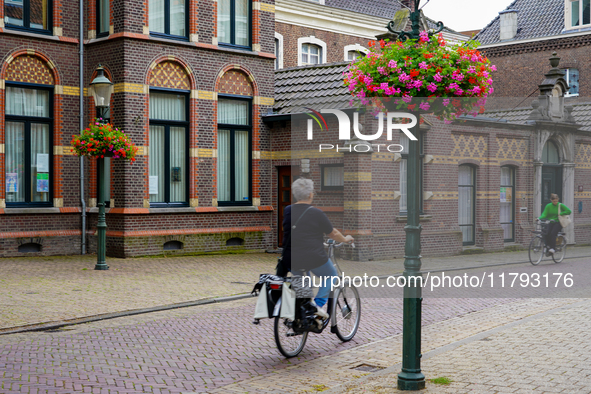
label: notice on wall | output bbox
[6,173,18,193]
[149,176,159,195]
[37,173,49,193]
[37,153,49,172]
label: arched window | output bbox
[4,55,54,207]
[298,37,327,66]
[458,165,476,245]
[344,44,368,61]
[148,61,191,207]
[275,32,284,70]
[217,70,253,205]
[542,140,560,164]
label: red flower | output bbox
[368,40,375,47]
[410,69,420,78]
[379,39,386,48]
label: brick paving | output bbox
[0,249,590,393]
[2,246,590,331]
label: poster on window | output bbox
[500,187,506,202]
[37,153,49,172]
[6,173,18,193]
[149,176,159,194]
[37,173,49,193]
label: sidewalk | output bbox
[1,246,591,332]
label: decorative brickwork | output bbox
[496,138,528,161]
[451,134,488,159]
[149,61,191,90]
[576,143,591,168]
[5,55,54,85]
[217,70,253,96]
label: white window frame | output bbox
[343,44,368,61]
[564,68,579,97]
[275,32,284,69]
[297,36,327,66]
[566,0,591,29]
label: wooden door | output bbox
[277,166,298,246]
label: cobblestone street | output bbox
[1,250,591,393]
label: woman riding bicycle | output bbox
[280,178,354,316]
[539,193,571,255]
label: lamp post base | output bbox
[397,374,426,391]
[94,262,109,270]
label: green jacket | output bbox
[539,202,572,222]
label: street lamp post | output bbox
[386,1,444,390]
[89,65,113,271]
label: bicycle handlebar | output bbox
[323,240,355,248]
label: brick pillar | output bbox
[343,139,373,261]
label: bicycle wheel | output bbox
[332,285,361,342]
[274,316,308,358]
[528,236,544,265]
[552,236,567,263]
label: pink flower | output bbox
[402,94,412,103]
[454,89,464,96]
[357,91,366,98]
[491,65,497,71]
[444,119,453,124]
[388,60,398,68]
[427,83,438,93]
[378,67,387,75]
[399,72,410,82]
[419,102,430,111]
[448,82,460,91]
[443,99,450,106]
[452,72,464,81]
[472,86,482,94]
[419,31,429,43]
[433,73,443,82]
[468,66,476,74]
[413,80,423,89]
[380,82,389,90]
[419,61,428,69]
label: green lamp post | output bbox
[386,1,444,390]
[89,65,113,271]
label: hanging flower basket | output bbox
[70,119,138,162]
[344,33,496,122]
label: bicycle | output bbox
[528,219,567,265]
[273,240,361,358]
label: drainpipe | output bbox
[79,0,86,254]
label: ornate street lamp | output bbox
[89,65,113,271]
[386,1,445,390]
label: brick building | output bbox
[0,0,277,257]
[264,55,591,260]
[274,0,467,69]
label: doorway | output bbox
[541,140,562,212]
[277,166,299,246]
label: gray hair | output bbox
[292,178,314,202]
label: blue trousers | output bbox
[309,259,338,307]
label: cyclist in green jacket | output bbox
[539,193,571,254]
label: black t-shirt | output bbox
[282,204,334,271]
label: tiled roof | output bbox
[475,0,566,45]
[274,62,352,114]
[325,0,404,19]
[482,101,591,131]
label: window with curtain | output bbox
[5,0,51,32]
[218,0,250,47]
[458,165,476,245]
[5,85,52,206]
[500,166,515,242]
[571,0,591,27]
[149,91,189,206]
[321,165,344,190]
[149,0,187,38]
[302,43,322,65]
[217,98,251,205]
[97,0,110,36]
[399,133,424,213]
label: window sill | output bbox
[86,206,272,214]
[3,207,59,214]
[395,214,432,222]
[0,27,78,43]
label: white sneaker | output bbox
[310,300,329,319]
[548,248,555,254]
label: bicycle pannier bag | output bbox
[254,283,270,319]
[558,204,572,228]
[280,281,296,320]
